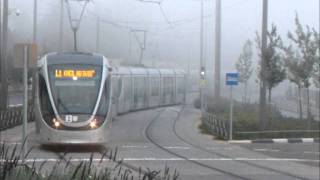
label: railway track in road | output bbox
[144,106,311,180]
[144,108,250,180]
[170,106,311,180]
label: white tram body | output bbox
[35,52,186,145]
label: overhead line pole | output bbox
[259,0,268,130]
[0,0,2,142]
[33,0,37,43]
[59,0,64,52]
[96,16,100,53]
[214,0,221,101]
[200,0,204,114]
[0,0,8,110]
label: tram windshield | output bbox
[48,65,102,115]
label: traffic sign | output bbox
[14,43,37,68]
[226,73,239,86]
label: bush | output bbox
[0,143,179,180]
[203,99,320,139]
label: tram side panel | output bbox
[148,76,161,107]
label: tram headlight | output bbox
[89,119,97,129]
[53,118,60,128]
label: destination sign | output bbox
[55,69,96,78]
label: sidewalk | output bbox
[0,122,35,143]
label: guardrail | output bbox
[202,113,229,140]
[0,105,34,131]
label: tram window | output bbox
[48,65,102,115]
[123,77,131,101]
[151,78,159,96]
[177,78,185,94]
[96,76,110,117]
[38,74,54,118]
[117,77,122,98]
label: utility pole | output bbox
[0,0,8,109]
[200,0,205,114]
[59,0,64,52]
[33,0,37,43]
[131,29,147,65]
[138,31,146,65]
[96,16,100,53]
[31,0,38,107]
[214,0,221,101]
[0,0,2,96]
[259,0,268,130]
[65,0,89,52]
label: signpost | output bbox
[226,73,239,140]
[14,44,37,162]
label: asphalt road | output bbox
[1,103,319,180]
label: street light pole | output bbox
[59,0,64,52]
[96,16,100,53]
[0,0,8,109]
[33,0,37,43]
[200,0,204,115]
[214,0,221,101]
[259,0,268,130]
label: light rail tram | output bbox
[34,52,186,145]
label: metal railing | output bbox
[202,112,229,140]
[0,105,34,131]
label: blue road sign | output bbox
[226,73,239,86]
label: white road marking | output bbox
[302,138,314,143]
[121,145,191,150]
[273,139,288,143]
[303,151,320,154]
[254,148,280,152]
[228,140,251,144]
[0,142,22,145]
[1,158,318,163]
[121,145,149,148]
[8,104,23,107]
[164,146,191,150]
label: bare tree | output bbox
[235,40,253,104]
[280,14,317,127]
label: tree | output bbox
[312,30,320,88]
[256,25,286,127]
[311,29,319,120]
[235,40,253,104]
[280,14,317,127]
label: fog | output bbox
[7,0,320,99]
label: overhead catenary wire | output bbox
[65,0,89,51]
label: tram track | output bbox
[144,107,250,180]
[170,106,310,180]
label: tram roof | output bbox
[46,52,104,65]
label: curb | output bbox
[228,138,320,144]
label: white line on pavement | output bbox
[121,145,149,148]
[228,140,251,144]
[301,138,314,143]
[2,158,318,163]
[303,151,320,154]
[164,146,191,150]
[254,148,280,152]
[273,139,288,143]
[8,104,22,107]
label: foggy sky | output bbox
[8,0,320,74]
